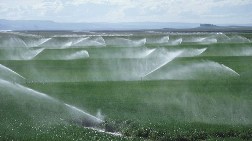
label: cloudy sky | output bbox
[0,0,252,24]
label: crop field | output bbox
[0,31,252,140]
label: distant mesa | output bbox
[200,24,218,28]
[0,19,251,31]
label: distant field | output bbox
[0,31,252,140]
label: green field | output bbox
[0,31,252,140]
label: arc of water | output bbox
[143,48,156,58]
[36,38,52,47]
[169,38,183,45]
[159,36,169,43]
[86,127,122,136]
[181,47,207,57]
[18,83,104,123]
[196,48,207,55]
[11,37,28,47]
[61,41,73,48]
[72,37,89,45]
[96,36,106,45]
[65,50,89,60]
[15,82,54,100]
[221,64,240,76]
[138,38,147,46]
[25,48,45,60]
[0,64,25,79]
[0,78,103,124]
[143,50,183,77]
[64,104,104,123]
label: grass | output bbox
[0,32,252,140]
[23,79,252,140]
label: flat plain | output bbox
[0,31,252,140]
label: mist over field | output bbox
[1,0,252,140]
[1,30,252,140]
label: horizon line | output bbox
[1,19,252,25]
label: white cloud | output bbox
[0,0,251,23]
[69,0,133,6]
[33,0,64,15]
[0,0,64,19]
[68,0,107,5]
